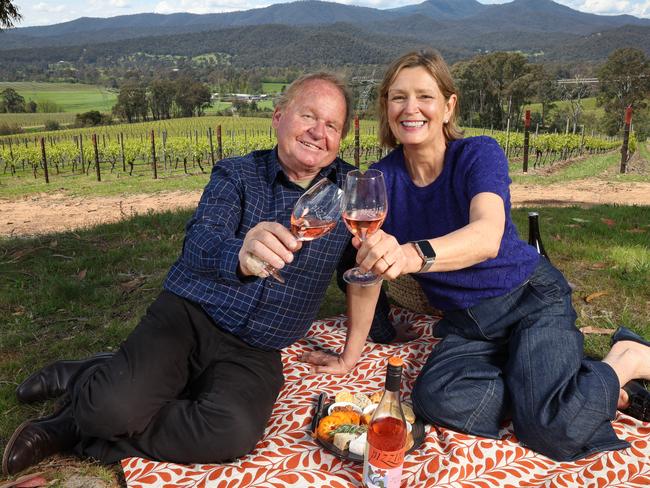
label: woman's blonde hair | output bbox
[378,49,463,148]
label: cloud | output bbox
[570,0,649,17]
[32,2,67,13]
[109,0,131,7]
[154,1,258,15]
[335,0,397,6]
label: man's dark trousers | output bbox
[70,291,284,464]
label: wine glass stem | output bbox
[264,264,286,284]
[263,231,303,284]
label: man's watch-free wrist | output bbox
[412,240,436,273]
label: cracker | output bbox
[353,393,372,409]
[335,391,355,403]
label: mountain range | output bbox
[0,0,648,67]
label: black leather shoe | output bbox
[16,353,113,404]
[2,402,80,476]
[621,380,650,422]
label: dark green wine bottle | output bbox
[528,212,549,260]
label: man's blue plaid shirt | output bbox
[164,148,354,351]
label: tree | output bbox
[559,78,592,134]
[1,88,26,113]
[0,0,21,30]
[75,110,103,126]
[113,81,148,123]
[149,79,176,120]
[530,68,560,128]
[597,48,650,136]
[173,78,212,117]
[453,52,537,130]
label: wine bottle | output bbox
[527,211,549,260]
[363,356,407,488]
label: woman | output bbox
[316,49,650,461]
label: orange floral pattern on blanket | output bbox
[123,310,650,487]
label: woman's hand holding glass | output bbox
[353,229,412,280]
[341,169,389,286]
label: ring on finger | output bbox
[382,256,392,267]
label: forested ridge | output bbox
[0,19,648,82]
[1,0,649,78]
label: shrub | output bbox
[44,120,61,131]
[0,123,24,135]
[75,110,112,127]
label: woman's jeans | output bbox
[412,258,628,461]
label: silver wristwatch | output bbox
[412,240,436,273]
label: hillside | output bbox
[1,0,649,54]
[0,0,648,77]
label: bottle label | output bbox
[363,446,404,488]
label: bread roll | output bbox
[335,391,355,403]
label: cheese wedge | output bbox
[333,433,357,451]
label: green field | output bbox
[0,82,117,113]
[524,97,605,120]
[0,81,278,127]
[204,100,274,115]
[262,82,288,94]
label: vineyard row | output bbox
[0,125,632,183]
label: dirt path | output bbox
[2,179,650,237]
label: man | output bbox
[3,72,362,475]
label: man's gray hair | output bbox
[275,72,353,138]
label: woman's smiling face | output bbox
[386,66,456,150]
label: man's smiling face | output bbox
[272,79,346,182]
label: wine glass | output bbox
[341,169,387,286]
[262,177,343,283]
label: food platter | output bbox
[310,393,426,463]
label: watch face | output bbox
[416,240,436,259]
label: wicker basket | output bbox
[387,274,442,317]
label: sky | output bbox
[13,0,650,27]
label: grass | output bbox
[0,165,212,199]
[0,82,117,114]
[510,151,619,184]
[508,146,650,185]
[262,82,288,94]
[204,100,274,114]
[524,96,605,119]
[0,134,647,485]
[1,205,649,486]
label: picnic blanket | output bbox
[122,310,650,487]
